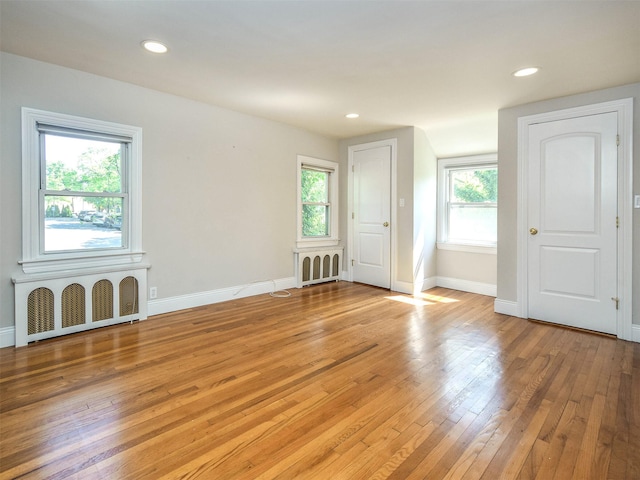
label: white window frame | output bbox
[296,155,339,249]
[20,108,144,274]
[437,154,497,254]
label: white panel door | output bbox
[353,145,391,289]
[527,112,618,334]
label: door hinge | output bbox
[611,297,619,310]
[351,259,355,266]
[616,216,619,228]
[352,212,354,219]
[616,134,620,146]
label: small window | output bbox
[21,108,143,273]
[296,155,339,248]
[437,154,497,252]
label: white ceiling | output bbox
[1,0,639,157]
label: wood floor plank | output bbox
[1,282,638,479]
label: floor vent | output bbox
[14,267,147,347]
[295,247,343,287]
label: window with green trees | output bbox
[296,155,339,247]
[301,168,330,237]
[40,129,129,252]
[22,108,142,271]
[438,155,497,248]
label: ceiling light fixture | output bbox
[345,113,359,119]
[513,67,539,77]
[142,40,168,54]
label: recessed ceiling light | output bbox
[345,113,359,119]
[142,40,168,54]
[513,67,539,77]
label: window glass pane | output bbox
[44,134,122,193]
[301,169,328,203]
[302,205,329,237]
[449,205,497,243]
[44,196,123,252]
[450,167,497,203]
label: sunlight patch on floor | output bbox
[416,292,460,303]
[384,292,460,306]
[384,295,435,306]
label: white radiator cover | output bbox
[294,246,343,288]
[13,265,148,347]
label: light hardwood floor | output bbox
[1,282,638,479]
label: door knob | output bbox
[529,227,538,235]
[383,222,389,227]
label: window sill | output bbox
[295,238,340,250]
[437,242,496,255]
[19,251,146,275]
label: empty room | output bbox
[1,1,639,478]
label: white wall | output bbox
[413,128,438,291]
[436,250,497,296]
[496,83,640,327]
[0,53,338,333]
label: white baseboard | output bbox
[148,276,297,317]
[436,276,497,297]
[418,276,438,292]
[0,327,16,348]
[632,324,640,343]
[391,277,437,295]
[494,298,520,317]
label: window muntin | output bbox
[438,155,497,250]
[21,108,143,274]
[296,155,339,248]
[41,132,127,253]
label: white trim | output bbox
[392,276,438,296]
[148,276,297,317]
[296,155,339,249]
[418,276,438,293]
[436,242,497,255]
[20,108,144,274]
[633,325,640,343]
[436,276,497,297]
[347,139,398,289]
[392,280,414,295]
[0,327,16,348]
[516,98,633,340]
[494,298,519,317]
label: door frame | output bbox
[516,98,633,340]
[347,138,398,290]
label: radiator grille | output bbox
[92,279,113,322]
[14,267,147,346]
[296,248,342,287]
[302,257,311,282]
[27,287,54,335]
[312,256,321,280]
[120,276,139,316]
[62,283,86,328]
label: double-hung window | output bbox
[296,155,339,248]
[21,108,143,273]
[437,154,497,252]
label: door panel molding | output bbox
[348,139,397,290]
[516,98,633,340]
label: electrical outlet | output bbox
[149,287,157,299]
[635,195,640,209]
